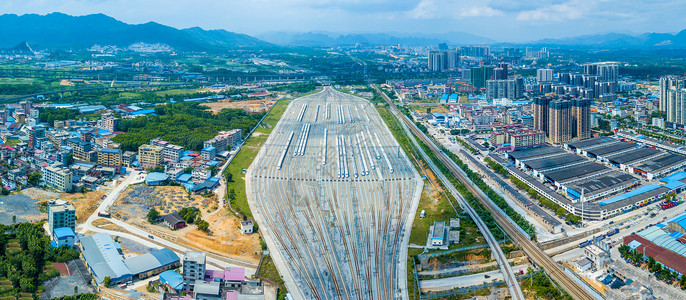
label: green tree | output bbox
[147,208,160,223]
[556,207,566,216]
[225,172,233,182]
[67,153,74,165]
[103,276,112,287]
[1,186,9,195]
[680,274,686,289]
[27,172,42,186]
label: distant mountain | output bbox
[0,13,272,50]
[527,30,686,49]
[258,31,494,47]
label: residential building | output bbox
[123,151,136,167]
[572,98,591,140]
[98,148,123,168]
[139,144,164,169]
[183,251,207,291]
[660,77,683,112]
[489,124,546,150]
[470,66,495,89]
[548,100,572,144]
[202,146,216,161]
[203,129,242,152]
[43,165,73,192]
[48,198,76,233]
[537,68,554,82]
[101,116,119,132]
[52,227,76,248]
[533,96,550,133]
[584,62,618,82]
[164,145,184,162]
[66,138,95,162]
[28,125,46,149]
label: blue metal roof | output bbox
[54,227,75,239]
[159,270,184,291]
[177,173,192,182]
[598,184,661,206]
[440,94,449,101]
[124,248,179,275]
[449,94,458,100]
[145,172,169,184]
[203,146,216,152]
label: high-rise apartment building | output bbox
[460,45,490,57]
[470,66,495,89]
[572,98,591,140]
[666,88,686,125]
[533,96,591,144]
[533,97,550,133]
[486,79,521,100]
[48,198,75,233]
[428,50,459,72]
[584,62,618,82]
[660,77,685,114]
[537,68,554,82]
[548,100,572,144]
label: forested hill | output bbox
[112,102,263,151]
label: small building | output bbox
[201,146,216,161]
[194,281,221,300]
[240,221,254,234]
[159,270,184,293]
[53,227,76,248]
[146,172,169,186]
[431,221,446,246]
[164,213,187,230]
[576,257,593,272]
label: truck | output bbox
[98,212,110,218]
[607,228,620,236]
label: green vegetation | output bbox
[619,244,681,284]
[438,148,536,238]
[113,102,263,151]
[38,107,80,125]
[521,268,573,300]
[257,255,287,300]
[50,294,98,300]
[224,98,292,220]
[147,208,160,223]
[0,222,81,298]
[484,157,509,177]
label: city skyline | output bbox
[3,0,686,43]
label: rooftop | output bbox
[544,162,608,183]
[567,136,617,150]
[184,251,206,264]
[80,233,132,282]
[634,153,686,173]
[508,146,565,161]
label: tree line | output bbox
[112,102,264,151]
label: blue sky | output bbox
[4,0,686,42]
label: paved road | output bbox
[419,264,530,292]
[77,169,257,275]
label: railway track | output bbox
[247,87,422,299]
[372,83,597,300]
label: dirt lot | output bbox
[111,185,260,263]
[205,98,277,114]
[110,185,215,220]
[60,190,107,223]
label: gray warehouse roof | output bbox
[124,248,179,275]
[567,137,617,150]
[544,163,609,183]
[524,154,587,171]
[634,154,686,173]
[587,142,636,157]
[608,148,661,165]
[508,146,564,161]
[80,233,132,282]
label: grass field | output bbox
[0,78,36,84]
[257,254,288,300]
[1,139,20,147]
[226,98,291,220]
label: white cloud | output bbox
[407,0,503,19]
[515,0,587,21]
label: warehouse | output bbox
[585,142,637,161]
[80,233,180,285]
[607,147,662,171]
[632,153,686,180]
[566,173,639,201]
[80,233,132,284]
[566,136,619,155]
[124,248,180,280]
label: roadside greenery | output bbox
[521,268,573,300]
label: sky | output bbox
[4,0,686,42]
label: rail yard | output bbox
[246,87,423,299]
